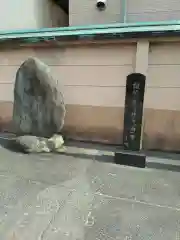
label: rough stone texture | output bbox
[13,57,66,137]
[0,144,180,239]
[47,134,65,152]
[14,135,51,153]
[12,134,65,153]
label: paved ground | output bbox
[0,145,180,239]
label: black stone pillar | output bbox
[123,73,145,151]
[115,73,146,168]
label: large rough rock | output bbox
[13,57,66,137]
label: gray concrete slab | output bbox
[85,195,180,240]
[87,161,180,208]
[0,146,180,239]
[0,147,91,185]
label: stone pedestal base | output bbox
[114,151,146,168]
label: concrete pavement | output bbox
[0,145,180,239]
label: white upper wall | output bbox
[69,0,122,26]
[0,0,68,30]
[1,0,180,30]
[69,0,180,26]
[126,0,180,22]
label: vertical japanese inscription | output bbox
[123,73,146,151]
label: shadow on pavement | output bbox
[0,136,28,154]
[1,136,180,172]
[147,162,180,172]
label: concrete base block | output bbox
[114,151,146,168]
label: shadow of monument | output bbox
[0,135,29,154]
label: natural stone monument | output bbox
[8,57,66,153]
[13,57,66,138]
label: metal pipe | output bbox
[121,0,127,23]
